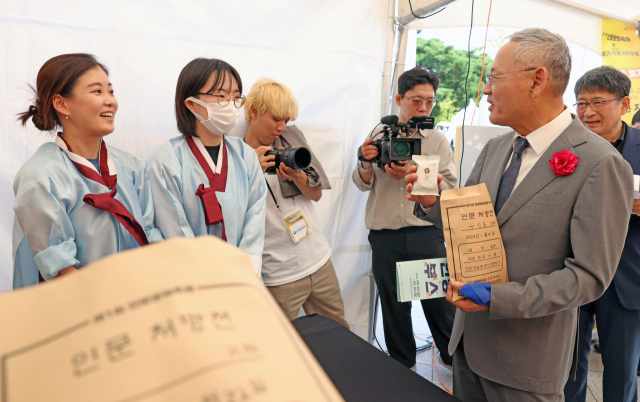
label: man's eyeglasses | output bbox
[574,98,622,112]
[401,95,438,108]
[195,93,246,108]
[485,68,537,88]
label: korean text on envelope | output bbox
[440,183,509,301]
[0,237,344,402]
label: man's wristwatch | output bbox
[358,161,373,173]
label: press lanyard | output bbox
[266,179,280,209]
[265,177,297,212]
[245,138,284,210]
[266,177,311,243]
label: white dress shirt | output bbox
[506,107,573,190]
[419,108,572,215]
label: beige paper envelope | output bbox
[0,236,344,402]
[440,183,509,301]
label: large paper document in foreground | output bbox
[440,183,509,301]
[0,237,344,402]
[396,258,450,302]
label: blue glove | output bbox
[459,283,491,307]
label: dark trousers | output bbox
[369,225,456,368]
[564,284,640,402]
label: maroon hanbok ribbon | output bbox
[185,136,228,241]
[56,134,149,248]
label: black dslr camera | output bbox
[358,115,433,169]
[265,147,312,174]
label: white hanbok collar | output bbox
[191,136,223,175]
[55,134,117,176]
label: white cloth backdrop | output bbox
[0,0,389,338]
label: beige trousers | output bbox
[267,258,349,329]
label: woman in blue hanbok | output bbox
[13,54,162,288]
[145,58,267,276]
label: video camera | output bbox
[265,147,312,174]
[358,115,434,169]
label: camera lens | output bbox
[393,141,411,157]
[292,148,312,169]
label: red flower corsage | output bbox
[549,150,578,176]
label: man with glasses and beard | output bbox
[352,67,457,372]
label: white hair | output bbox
[506,28,571,96]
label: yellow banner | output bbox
[602,18,640,125]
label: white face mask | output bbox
[187,96,241,136]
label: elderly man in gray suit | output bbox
[406,28,634,401]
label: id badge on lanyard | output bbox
[266,178,312,244]
[281,205,312,243]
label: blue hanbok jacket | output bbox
[145,135,267,275]
[13,141,163,288]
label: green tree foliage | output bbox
[416,38,493,125]
[487,28,507,52]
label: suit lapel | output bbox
[621,125,640,174]
[497,118,587,226]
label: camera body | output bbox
[358,115,434,169]
[265,147,312,174]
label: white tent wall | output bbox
[0,0,390,339]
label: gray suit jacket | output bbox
[416,117,634,393]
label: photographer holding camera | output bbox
[353,67,457,370]
[244,78,349,328]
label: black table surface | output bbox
[292,314,460,402]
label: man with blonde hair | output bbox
[243,78,348,328]
[408,28,634,401]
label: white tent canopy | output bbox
[404,0,640,55]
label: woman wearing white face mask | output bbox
[146,58,267,275]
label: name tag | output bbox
[282,208,312,243]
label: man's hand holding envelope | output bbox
[447,281,490,312]
[406,169,496,313]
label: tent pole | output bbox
[381,0,397,118]
[389,0,458,117]
[390,26,409,117]
[371,0,395,346]
[543,0,639,27]
[367,270,378,344]
[398,0,457,27]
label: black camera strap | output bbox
[243,137,283,212]
[265,176,300,214]
[243,138,298,212]
[264,178,281,211]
